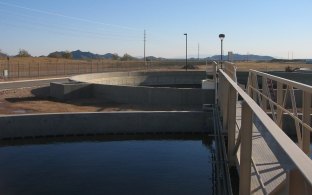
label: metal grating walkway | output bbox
[235,102,292,194]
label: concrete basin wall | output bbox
[67,71,215,106]
[93,84,214,107]
[71,71,207,86]
[0,111,212,139]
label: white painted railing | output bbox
[218,62,238,130]
[218,63,312,194]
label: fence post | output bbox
[302,91,311,155]
[17,62,20,78]
[239,101,253,195]
[227,85,237,166]
[55,63,57,75]
[47,62,49,76]
[28,63,30,77]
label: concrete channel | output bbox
[0,111,212,139]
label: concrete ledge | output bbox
[70,71,207,86]
[50,82,93,100]
[0,111,212,139]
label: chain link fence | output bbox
[0,58,209,79]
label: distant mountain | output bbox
[0,51,7,58]
[210,54,274,61]
[146,56,166,61]
[48,50,116,60]
[71,50,115,59]
[48,51,66,58]
[120,53,138,61]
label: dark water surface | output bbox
[0,137,214,195]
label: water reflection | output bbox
[0,135,214,195]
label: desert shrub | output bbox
[18,49,31,57]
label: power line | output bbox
[0,1,141,31]
[0,8,141,41]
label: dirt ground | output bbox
[0,87,198,115]
[1,61,309,115]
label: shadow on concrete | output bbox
[31,86,50,97]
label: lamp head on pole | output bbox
[219,34,225,41]
[184,33,187,36]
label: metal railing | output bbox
[217,63,312,194]
[218,61,238,130]
[247,70,311,155]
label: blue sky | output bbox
[0,0,311,59]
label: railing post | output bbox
[302,91,311,155]
[239,101,253,195]
[251,72,258,101]
[214,62,218,105]
[227,85,237,166]
[261,76,268,112]
[219,74,225,116]
[246,72,252,96]
[218,73,222,108]
[276,82,283,128]
[286,169,311,195]
[222,81,229,130]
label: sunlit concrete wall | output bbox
[51,71,215,106]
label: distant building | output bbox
[228,51,233,62]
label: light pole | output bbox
[184,33,188,71]
[219,34,225,69]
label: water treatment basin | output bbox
[0,135,215,195]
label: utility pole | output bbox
[184,33,188,71]
[198,43,200,61]
[144,29,146,68]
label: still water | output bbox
[0,137,214,195]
